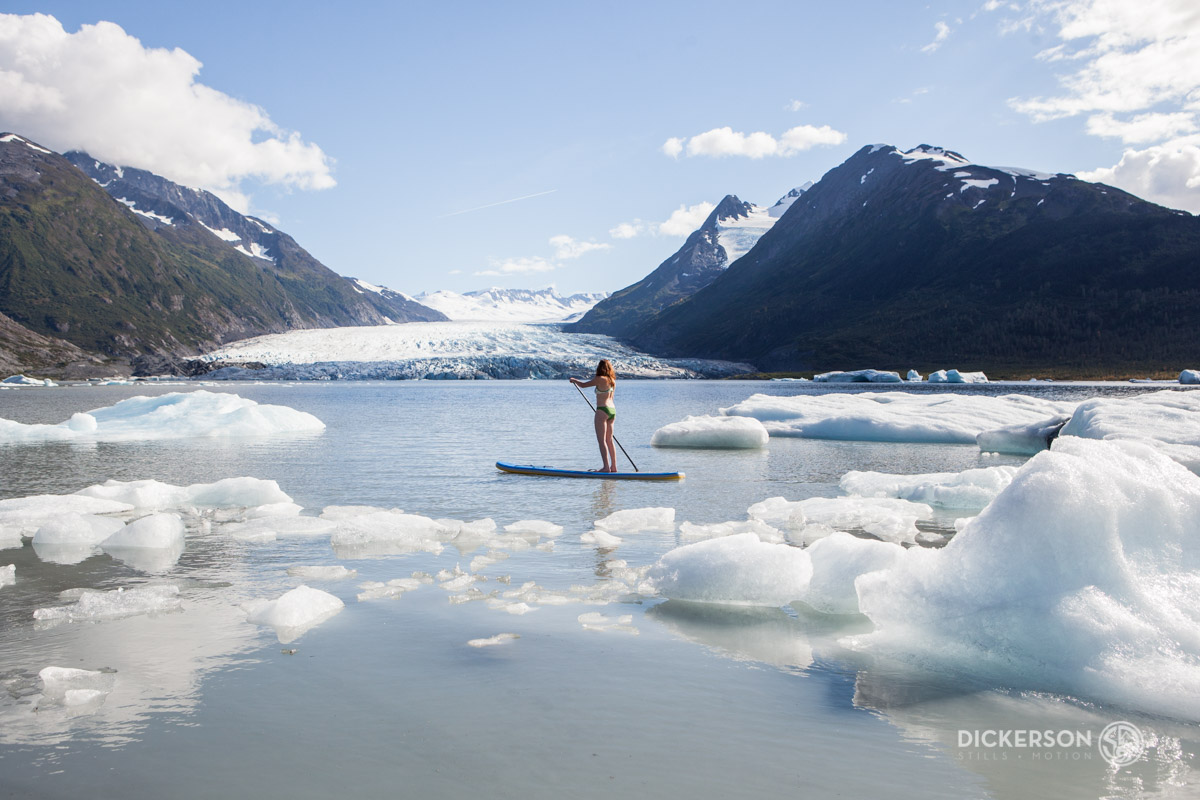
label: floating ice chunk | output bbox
[504,520,563,537]
[648,533,811,607]
[651,415,769,449]
[747,497,806,528]
[797,497,931,545]
[32,543,97,565]
[0,564,13,588]
[34,584,182,624]
[243,585,344,643]
[0,494,133,541]
[288,565,357,581]
[68,413,97,432]
[679,519,784,544]
[840,466,1020,511]
[594,507,675,533]
[800,533,906,615]
[927,369,988,383]
[578,612,638,634]
[38,667,114,708]
[320,505,393,520]
[853,437,1200,721]
[0,527,21,550]
[440,573,478,592]
[2,374,57,386]
[76,476,292,510]
[1181,370,1200,385]
[1059,391,1200,472]
[357,578,422,601]
[581,530,623,547]
[976,416,1070,455]
[244,502,304,519]
[329,511,445,558]
[467,633,520,647]
[906,370,923,382]
[813,369,902,383]
[223,516,335,541]
[486,600,536,615]
[32,513,126,545]
[101,513,185,549]
[0,391,324,443]
[722,391,1073,443]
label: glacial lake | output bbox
[0,379,1195,799]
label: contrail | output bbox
[440,189,558,218]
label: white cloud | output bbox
[663,124,846,160]
[921,21,952,53]
[662,137,685,159]
[549,234,610,259]
[476,256,558,276]
[1085,111,1198,143]
[0,13,334,206]
[609,221,644,239]
[658,202,715,236]
[785,99,808,111]
[1076,135,1200,212]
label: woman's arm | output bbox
[571,376,601,388]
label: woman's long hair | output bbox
[595,359,616,384]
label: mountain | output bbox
[628,144,1200,374]
[416,287,608,323]
[0,133,445,375]
[571,188,805,337]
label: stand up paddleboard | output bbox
[496,462,684,481]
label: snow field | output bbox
[650,415,768,449]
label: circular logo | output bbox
[1099,721,1145,767]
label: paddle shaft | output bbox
[573,382,639,472]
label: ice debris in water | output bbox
[748,496,932,545]
[722,391,1073,443]
[288,565,357,581]
[0,390,325,443]
[853,436,1200,721]
[467,633,520,648]
[839,466,1020,511]
[802,533,905,615]
[223,516,336,543]
[679,519,784,544]
[651,415,769,449]
[357,578,423,601]
[101,513,185,549]
[504,520,563,537]
[594,507,675,533]
[34,584,183,624]
[329,510,446,558]
[38,667,115,710]
[77,476,293,510]
[581,530,623,547]
[32,513,126,545]
[976,416,1071,456]
[648,534,812,607]
[0,563,13,588]
[1059,390,1200,473]
[243,585,344,643]
[0,494,132,541]
[578,612,638,634]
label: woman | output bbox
[570,359,617,473]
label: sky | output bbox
[1,1,1198,297]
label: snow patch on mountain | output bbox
[417,288,607,323]
[115,198,174,225]
[717,205,775,264]
[0,133,51,154]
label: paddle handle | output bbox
[572,381,639,472]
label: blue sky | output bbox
[2,1,1198,296]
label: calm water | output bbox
[0,380,1195,799]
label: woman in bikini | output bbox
[570,359,617,473]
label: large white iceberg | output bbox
[651,415,769,449]
[722,391,1074,443]
[0,391,325,443]
[813,369,902,383]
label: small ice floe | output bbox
[503,520,563,538]
[32,513,126,545]
[578,612,638,634]
[488,599,537,615]
[288,565,357,582]
[2,374,57,386]
[1181,369,1200,385]
[906,370,923,382]
[77,476,293,511]
[1058,391,1200,473]
[594,507,675,533]
[648,533,811,607]
[34,584,182,625]
[328,509,445,558]
[357,578,422,601]
[468,550,508,572]
[467,633,520,648]
[651,415,769,449]
[0,390,324,443]
[839,466,1020,511]
[927,369,988,383]
[976,416,1071,455]
[581,529,623,547]
[38,667,115,712]
[679,519,783,544]
[748,496,932,545]
[813,369,902,383]
[222,515,336,543]
[802,533,905,615]
[99,513,186,572]
[0,563,14,588]
[243,585,344,643]
[0,494,132,543]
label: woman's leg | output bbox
[594,409,612,471]
[603,418,617,472]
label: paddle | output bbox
[572,382,639,472]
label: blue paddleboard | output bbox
[496,461,684,481]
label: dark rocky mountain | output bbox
[628,144,1200,374]
[0,133,443,375]
[572,190,800,337]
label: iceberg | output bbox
[38,667,115,709]
[651,415,769,449]
[243,585,344,643]
[594,507,675,533]
[32,513,126,545]
[1058,391,1200,472]
[101,513,185,550]
[1181,369,1199,385]
[906,370,923,382]
[0,563,13,588]
[34,584,183,624]
[839,466,1020,511]
[2,374,57,386]
[976,416,1070,455]
[927,369,988,383]
[77,477,293,510]
[648,533,812,607]
[0,391,324,443]
[813,369,902,383]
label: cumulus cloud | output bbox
[1004,0,1200,211]
[658,202,716,236]
[475,256,558,276]
[921,21,952,53]
[609,222,643,239]
[663,125,846,159]
[0,14,334,209]
[549,235,610,259]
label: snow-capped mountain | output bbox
[416,287,608,323]
[572,187,807,336]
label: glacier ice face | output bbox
[651,415,768,449]
[0,391,324,444]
